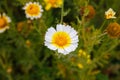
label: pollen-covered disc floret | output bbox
[105,8,116,19]
[0,13,11,33]
[45,24,79,55]
[23,2,43,20]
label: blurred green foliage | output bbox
[0,0,120,80]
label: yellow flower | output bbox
[0,13,11,33]
[78,49,92,64]
[87,58,91,64]
[44,0,63,10]
[23,2,43,20]
[77,63,83,69]
[26,40,31,47]
[45,24,79,54]
[105,8,116,19]
[78,49,86,57]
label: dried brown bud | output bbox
[17,21,24,32]
[80,5,96,20]
[106,22,120,38]
[17,21,33,37]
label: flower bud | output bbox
[106,22,120,38]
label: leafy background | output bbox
[0,0,120,80]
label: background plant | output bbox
[0,0,120,80]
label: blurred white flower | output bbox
[23,2,43,20]
[105,8,116,19]
[0,13,11,33]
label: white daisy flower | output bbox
[45,24,79,55]
[0,13,11,33]
[105,8,116,19]
[23,2,43,20]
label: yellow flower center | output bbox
[26,4,40,15]
[0,17,7,29]
[107,13,113,18]
[52,31,71,48]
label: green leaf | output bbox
[96,73,109,80]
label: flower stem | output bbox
[7,74,13,80]
[60,0,64,24]
[33,20,41,35]
[91,32,107,40]
[99,20,107,31]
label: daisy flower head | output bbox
[105,8,116,19]
[0,13,11,33]
[45,24,79,55]
[23,2,43,20]
[44,0,63,10]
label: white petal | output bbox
[26,14,30,18]
[3,13,6,16]
[64,43,78,52]
[29,2,32,5]
[63,25,72,33]
[0,27,8,33]
[45,27,56,42]
[22,6,26,10]
[112,16,116,18]
[0,29,6,33]
[71,36,79,43]
[69,28,77,38]
[39,5,43,11]
[58,48,69,55]
[47,27,56,33]
[71,39,79,43]
[58,48,64,53]
[39,13,42,18]
[45,41,57,50]
[7,17,11,23]
[56,24,64,31]
[46,27,56,36]
[33,2,37,4]
[30,17,34,20]
[45,36,51,42]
